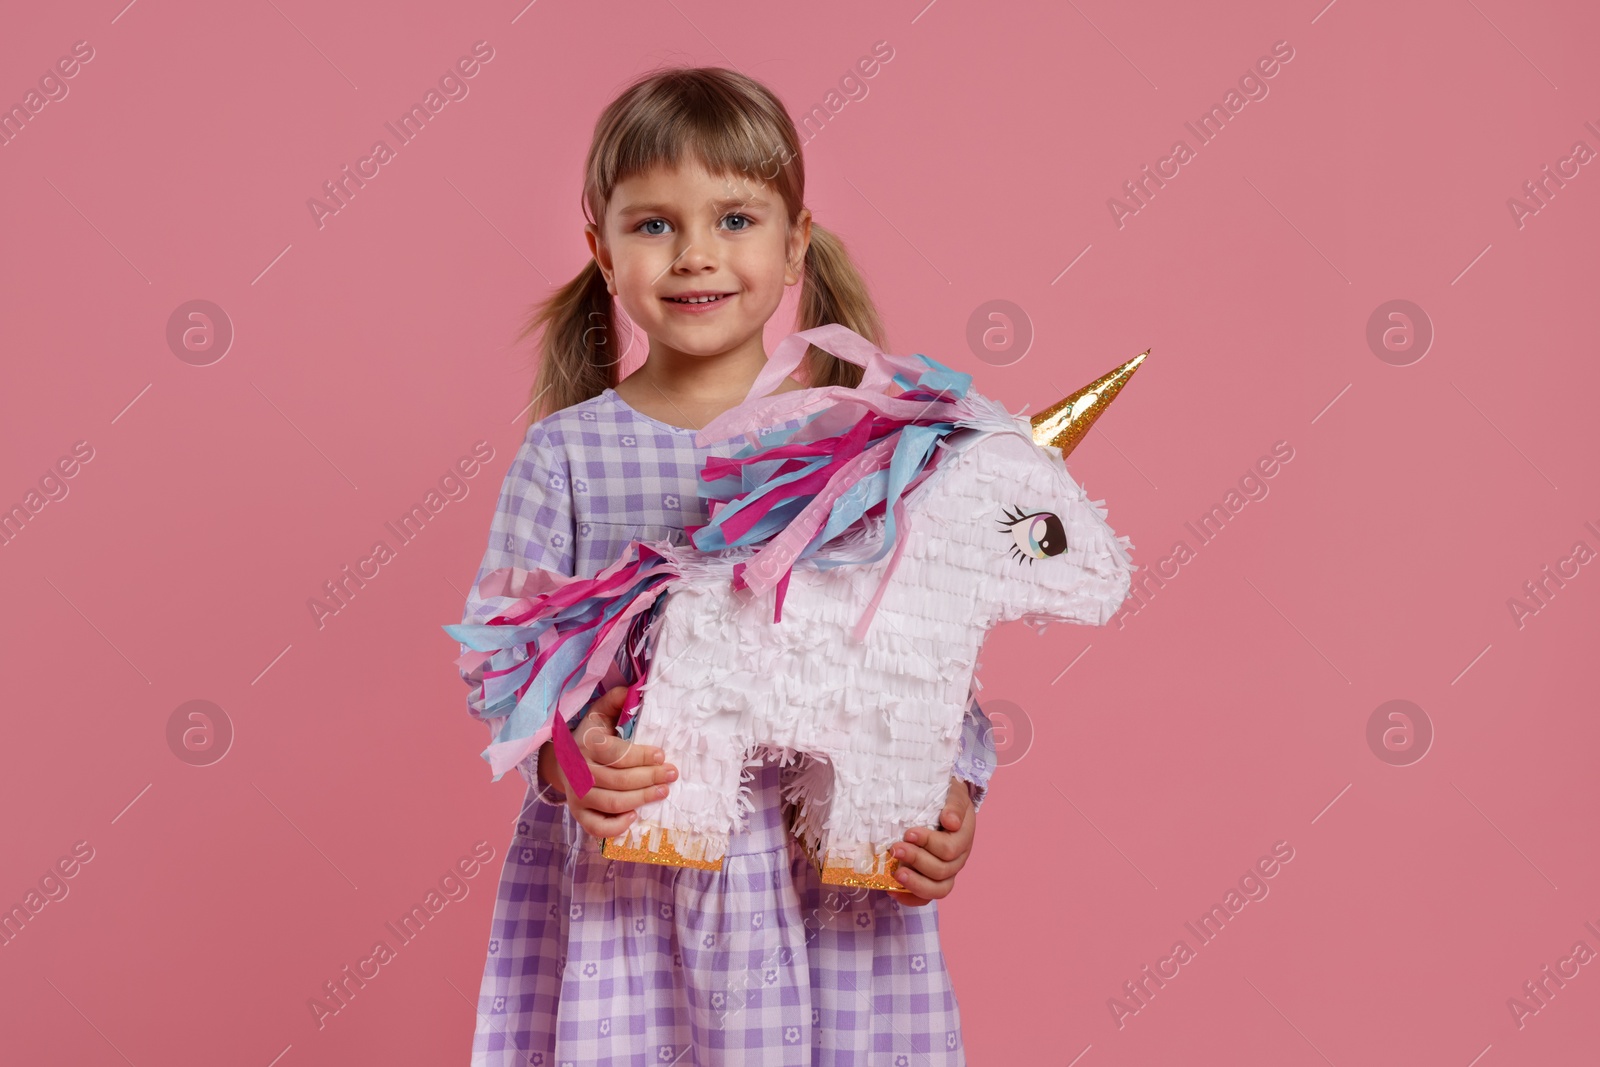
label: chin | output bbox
[660,325,748,356]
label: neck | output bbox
[621,331,786,430]
[640,333,770,404]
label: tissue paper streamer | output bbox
[447,325,1144,889]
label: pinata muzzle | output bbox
[911,425,1136,632]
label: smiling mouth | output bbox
[663,293,734,305]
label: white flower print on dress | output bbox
[662,494,679,508]
[583,962,598,977]
[911,954,926,973]
[783,1026,801,1043]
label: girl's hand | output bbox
[536,685,678,840]
[887,777,977,907]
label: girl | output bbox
[458,66,996,1066]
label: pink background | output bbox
[3,1,1597,1064]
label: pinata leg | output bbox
[599,729,746,873]
[814,843,903,891]
[601,828,724,871]
[782,756,905,890]
[803,747,953,892]
[808,782,906,890]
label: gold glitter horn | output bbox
[1030,349,1150,457]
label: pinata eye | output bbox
[998,507,1067,563]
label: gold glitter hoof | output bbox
[816,848,903,891]
[601,828,723,871]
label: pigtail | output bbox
[797,222,878,389]
[518,259,624,425]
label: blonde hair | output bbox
[519,66,883,423]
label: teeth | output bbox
[669,294,726,304]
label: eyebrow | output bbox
[615,195,773,216]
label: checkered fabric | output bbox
[459,388,995,1065]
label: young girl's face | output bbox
[588,159,808,364]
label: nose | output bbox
[672,226,720,274]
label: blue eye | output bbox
[636,215,748,234]
[998,507,1067,563]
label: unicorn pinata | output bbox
[447,324,1146,889]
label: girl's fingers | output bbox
[577,784,671,816]
[577,685,631,730]
[589,763,676,793]
[927,825,973,864]
[904,821,973,865]
[593,684,631,715]
[598,737,666,770]
[891,862,951,901]
[887,890,933,907]
[576,723,666,769]
[891,839,962,883]
[573,807,635,840]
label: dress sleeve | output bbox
[459,423,576,793]
[951,688,995,811]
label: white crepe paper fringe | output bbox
[611,423,1135,869]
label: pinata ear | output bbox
[1030,350,1149,457]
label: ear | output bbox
[585,222,617,295]
[785,208,812,287]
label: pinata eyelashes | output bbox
[998,506,1068,564]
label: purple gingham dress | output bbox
[458,387,996,1066]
